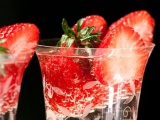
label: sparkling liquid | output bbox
[0,62,27,118]
[38,53,143,120]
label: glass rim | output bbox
[37,38,155,50]
[0,50,35,63]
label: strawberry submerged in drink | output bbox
[36,11,155,120]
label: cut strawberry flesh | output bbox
[36,11,155,117]
[96,26,150,86]
[0,23,39,114]
[108,10,155,42]
[0,23,40,62]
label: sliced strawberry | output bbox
[0,23,40,61]
[0,23,39,114]
[107,10,155,42]
[72,15,107,40]
[93,26,150,85]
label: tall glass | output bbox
[36,39,155,120]
[0,51,34,120]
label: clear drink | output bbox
[36,39,155,120]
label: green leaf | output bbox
[80,33,101,42]
[66,38,75,47]
[78,26,94,38]
[57,17,102,48]
[76,18,83,32]
[62,18,75,37]
[0,47,9,53]
[57,34,68,46]
[57,34,75,48]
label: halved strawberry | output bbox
[0,23,40,62]
[106,10,155,43]
[93,26,150,85]
[0,23,39,114]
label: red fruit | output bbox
[43,55,83,87]
[0,23,39,114]
[72,15,107,40]
[58,15,107,48]
[107,10,155,42]
[38,51,98,112]
[94,26,150,85]
[0,23,40,61]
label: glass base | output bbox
[0,108,16,120]
[45,93,140,120]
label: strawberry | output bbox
[72,15,107,40]
[0,23,39,114]
[37,51,106,114]
[37,16,107,114]
[0,23,40,62]
[57,15,107,48]
[93,26,150,85]
[106,10,155,43]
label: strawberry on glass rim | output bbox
[0,23,39,114]
[96,10,155,86]
[36,10,155,119]
[0,23,40,62]
[105,10,155,43]
[37,16,108,116]
[93,26,150,85]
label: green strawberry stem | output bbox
[57,18,102,55]
[0,46,10,52]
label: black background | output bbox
[0,0,159,120]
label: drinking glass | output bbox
[0,51,34,120]
[36,39,155,120]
